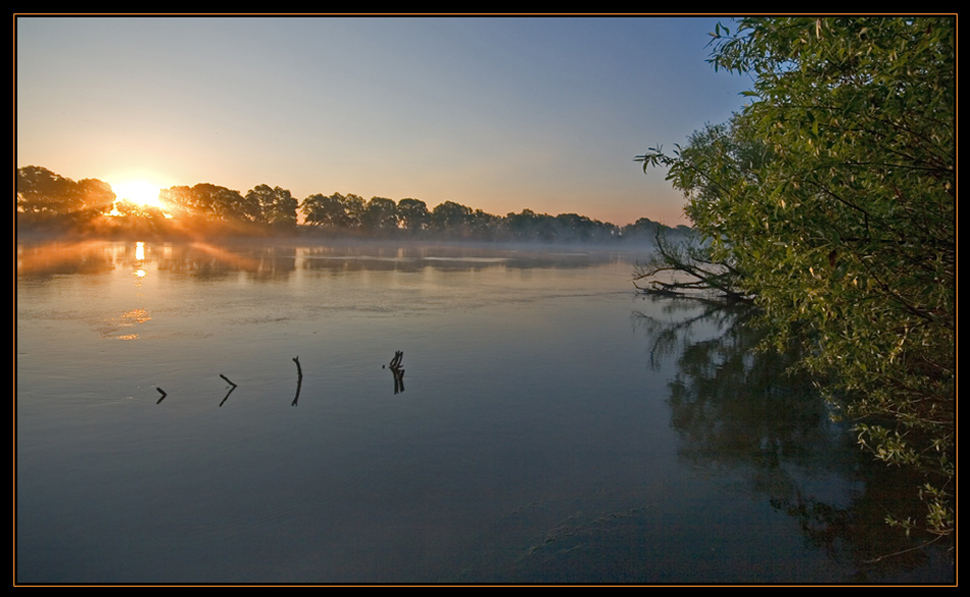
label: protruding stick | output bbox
[219,374,238,407]
[388,351,405,394]
[291,356,303,406]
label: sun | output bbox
[113,179,166,209]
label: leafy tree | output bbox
[341,193,367,230]
[431,200,473,237]
[17,165,115,218]
[361,196,399,233]
[553,212,620,242]
[396,198,431,233]
[300,192,367,231]
[112,199,166,220]
[160,183,256,223]
[621,217,662,240]
[75,178,117,216]
[636,17,955,538]
[504,208,555,241]
[469,209,501,240]
[301,193,350,228]
[246,184,298,229]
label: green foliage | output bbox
[637,17,954,537]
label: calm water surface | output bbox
[16,240,954,584]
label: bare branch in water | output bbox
[291,357,303,406]
[634,230,754,306]
[219,374,238,407]
[388,351,405,394]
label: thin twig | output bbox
[863,533,947,564]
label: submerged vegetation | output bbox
[635,17,955,541]
[16,165,687,245]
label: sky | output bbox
[15,15,753,227]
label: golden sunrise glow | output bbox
[113,179,165,209]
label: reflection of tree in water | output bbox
[637,301,827,470]
[632,297,954,582]
[158,243,298,281]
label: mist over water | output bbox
[16,240,954,584]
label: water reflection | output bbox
[17,239,954,583]
[99,308,152,341]
[632,297,954,581]
[16,239,628,281]
[16,241,116,278]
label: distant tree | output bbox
[160,183,255,223]
[300,192,368,231]
[396,198,431,233]
[157,186,194,219]
[112,199,166,221]
[301,193,350,228]
[75,178,117,216]
[361,196,399,234]
[17,166,115,219]
[553,213,586,241]
[553,212,619,242]
[431,201,473,237]
[503,208,536,240]
[247,184,298,229]
[504,208,561,242]
[621,217,663,240]
[341,193,367,230]
[469,209,501,239]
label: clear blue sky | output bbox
[16,15,752,226]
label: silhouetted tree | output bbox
[431,200,473,237]
[342,193,367,230]
[301,193,349,228]
[361,196,399,234]
[17,165,115,219]
[160,183,257,223]
[468,209,500,239]
[247,184,298,229]
[621,217,662,240]
[396,198,431,233]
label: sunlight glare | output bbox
[113,179,165,209]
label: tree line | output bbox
[16,165,687,243]
[636,17,954,541]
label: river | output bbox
[15,239,954,584]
